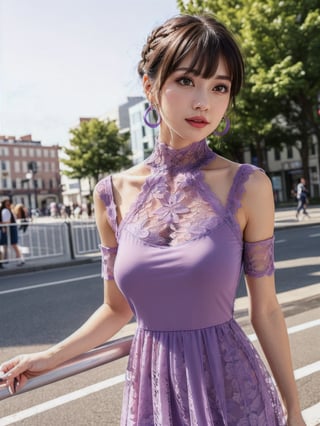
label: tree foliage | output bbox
[177,0,320,179]
[62,118,132,187]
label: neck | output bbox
[145,138,216,174]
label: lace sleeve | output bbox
[243,236,275,278]
[99,244,118,280]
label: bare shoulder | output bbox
[111,162,149,190]
[205,154,240,177]
[244,166,273,199]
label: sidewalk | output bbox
[0,205,319,277]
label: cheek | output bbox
[161,87,183,106]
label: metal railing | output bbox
[0,219,100,265]
[0,335,133,401]
[69,220,100,256]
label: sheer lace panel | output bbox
[146,138,216,174]
[99,244,118,280]
[243,236,275,278]
[125,171,222,247]
[123,139,221,247]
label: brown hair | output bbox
[138,14,244,106]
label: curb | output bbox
[0,257,100,277]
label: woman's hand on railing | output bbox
[0,352,52,394]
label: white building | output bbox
[129,99,159,165]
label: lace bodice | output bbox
[96,139,275,279]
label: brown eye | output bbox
[213,85,229,93]
[177,77,194,86]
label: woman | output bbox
[0,15,305,425]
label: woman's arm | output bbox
[0,185,133,393]
[242,171,305,425]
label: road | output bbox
[0,225,319,425]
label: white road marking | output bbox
[294,361,320,380]
[0,375,125,425]
[309,233,320,238]
[301,402,320,426]
[248,319,320,342]
[0,275,100,295]
[275,257,320,269]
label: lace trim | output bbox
[95,176,118,234]
[223,164,263,243]
[243,236,275,277]
[99,244,118,280]
[226,164,261,215]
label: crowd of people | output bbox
[48,201,93,219]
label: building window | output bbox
[49,179,53,189]
[310,143,316,156]
[1,161,6,171]
[12,179,16,189]
[287,145,293,159]
[2,178,7,188]
[274,148,281,161]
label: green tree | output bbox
[62,118,132,192]
[178,0,320,182]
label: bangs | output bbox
[177,30,225,79]
[164,25,232,80]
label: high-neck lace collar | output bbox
[145,139,216,173]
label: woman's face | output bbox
[156,55,231,147]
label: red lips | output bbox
[186,116,209,128]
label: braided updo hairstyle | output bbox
[138,14,244,106]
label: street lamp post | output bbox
[27,161,38,210]
[25,171,33,209]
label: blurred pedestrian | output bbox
[0,199,24,266]
[14,203,29,233]
[296,177,310,220]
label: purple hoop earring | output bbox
[213,116,230,136]
[143,104,161,128]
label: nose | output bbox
[192,93,209,111]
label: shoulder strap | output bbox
[95,175,118,233]
[226,163,262,215]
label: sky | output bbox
[0,0,180,146]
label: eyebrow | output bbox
[175,67,231,81]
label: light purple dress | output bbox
[96,139,286,425]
